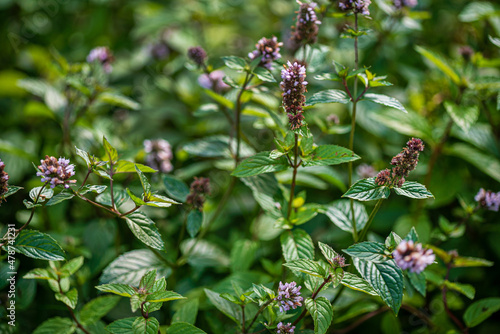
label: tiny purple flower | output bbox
[277,322,295,334]
[338,0,372,16]
[475,188,500,212]
[36,156,77,189]
[276,281,303,313]
[87,46,114,73]
[357,163,377,179]
[393,240,435,273]
[198,70,230,94]
[291,1,321,45]
[0,159,9,203]
[144,139,174,173]
[393,0,418,9]
[280,61,308,129]
[248,36,283,70]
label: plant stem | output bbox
[287,134,299,220]
[245,299,274,332]
[357,199,384,242]
[291,275,331,327]
[241,305,246,333]
[235,72,254,167]
[442,262,468,333]
[108,161,117,212]
[348,12,360,241]
[57,276,90,334]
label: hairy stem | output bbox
[287,134,299,220]
[357,199,384,242]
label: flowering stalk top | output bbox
[393,0,418,9]
[276,281,303,313]
[393,240,435,273]
[186,177,210,211]
[375,138,424,188]
[36,156,76,189]
[277,322,296,334]
[291,1,321,46]
[187,46,207,66]
[0,159,9,204]
[144,139,173,173]
[248,36,283,70]
[87,46,114,73]
[475,188,500,212]
[280,61,308,130]
[338,0,372,16]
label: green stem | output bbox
[245,299,274,332]
[287,134,299,220]
[357,199,384,242]
[291,275,332,327]
[235,72,254,167]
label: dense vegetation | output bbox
[1,0,500,333]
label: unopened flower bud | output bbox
[187,46,207,66]
[186,177,210,211]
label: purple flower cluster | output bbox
[375,138,424,188]
[277,322,295,334]
[332,255,348,268]
[276,281,303,313]
[188,46,207,66]
[186,177,210,211]
[0,159,9,202]
[280,61,308,130]
[144,139,174,173]
[393,240,435,273]
[87,46,114,73]
[475,188,500,212]
[37,156,76,189]
[248,36,283,70]
[291,2,321,46]
[393,0,418,9]
[198,70,230,94]
[338,0,372,16]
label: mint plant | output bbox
[1,0,499,333]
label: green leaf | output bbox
[318,242,338,265]
[124,211,165,251]
[144,194,179,208]
[283,259,327,278]
[453,256,494,268]
[459,2,497,22]
[446,143,500,183]
[167,322,207,334]
[385,232,402,250]
[3,185,23,198]
[204,288,242,325]
[444,281,475,299]
[75,146,92,167]
[230,239,258,272]
[146,290,185,303]
[280,229,315,262]
[306,89,351,106]
[415,46,461,85]
[106,317,139,334]
[133,317,159,334]
[61,256,84,276]
[24,268,56,280]
[140,269,157,291]
[103,137,118,163]
[321,200,368,233]
[163,175,190,202]
[342,178,390,201]
[172,299,200,325]
[304,297,334,334]
[303,145,360,167]
[99,249,172,286]
[343,242,388,262]
[46,192,74,206]
[371,109,433,142]
[115,161,157,173]
[78,185,107,195]
[353,258,404,314]
[29,187,54,202]
[11,230,65,261]
[135,165,151,195]
[98,92,140,110]
[187,210,203,238]
[232,152,289,177]
[341,272,378,296]
[222,56,247,71]
[55,288,78,309]
[33,317,76,334]
[79,295,121,326]
[393,182,434,199]
[362,93,407,113]
[253,67,276,82]
[17,78,50,97]
[444,102,479,133]
[464,298,500,328]
[203,89,234,109]
[126,188,147,206]
[241,174,282,219]
[407,272,426,297]
[95,283,136,297]
[182,135,253,158]
[180,239,230,268]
